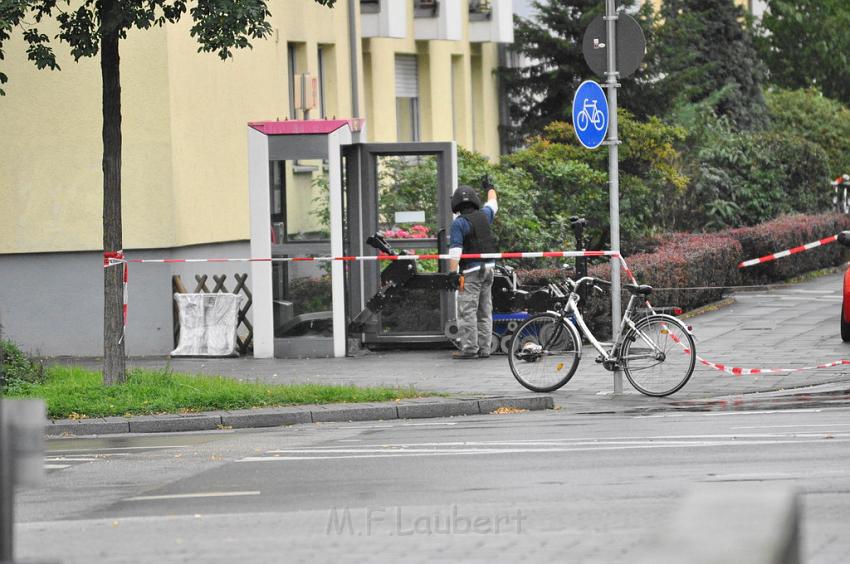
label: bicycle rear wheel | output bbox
[621,315,695,397]
[508,314,581,393]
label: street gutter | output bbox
[45,395,554,437]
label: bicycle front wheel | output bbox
[508,314,581,393]
[621,315,695,397]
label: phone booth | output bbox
[247,120,458,358]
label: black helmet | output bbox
[451,185,481,213]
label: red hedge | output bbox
[515,213,850,333]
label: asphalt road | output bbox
[16,405,850,563]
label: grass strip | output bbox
[3,366,428,419]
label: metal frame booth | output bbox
[247,119,458,359]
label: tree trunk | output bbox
[101,0,125,386]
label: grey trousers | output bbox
[457,267,494,354]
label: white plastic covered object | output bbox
[171,293,242,357]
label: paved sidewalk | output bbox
[56,271,850,413]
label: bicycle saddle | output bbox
[624,283,653,296]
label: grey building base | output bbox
[46,395,554,436]
[0,241,250,357]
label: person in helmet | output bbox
[448,179,498,359]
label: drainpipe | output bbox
[348,0,361,118]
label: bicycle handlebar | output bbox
[567,276,611,290]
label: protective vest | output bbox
[460,210,497,270]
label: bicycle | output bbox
[508,274,696,397]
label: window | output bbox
[318,46,327,119]
[317,45,337,119]
[360,0,380,13]
[287,43,298,119]
[269,160,329,243]
[395,54,420,142]
[270,161,287,244]
[451,54,465,142]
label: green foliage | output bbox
[4,365,426,418]
[0,0,337,95]
[508,111,690,245]
[756,0,850,106]
[0,339,45,393]
[653,0,768,131]
[765,88,850,175]
[690,119,831,229]
[502,138,608,249]
[457,147,555,253]
[497,0,650,146]
[376,156,440,234]
[288,275,332,317]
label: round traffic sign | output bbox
[572,81,609,150]
[582,14,647,79]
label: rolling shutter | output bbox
[395,55,419,98]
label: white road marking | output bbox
[45,457,100,462]
[733,423,850,430]
[44,464,72,470]
[48,445,187,454]
[239,438,850,462]
[345,422,459,429]
[262,432,850,450]
[124,491,261,502]
[635,408,824,418]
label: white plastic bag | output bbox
[171,293,242,356]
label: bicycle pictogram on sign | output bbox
[575,98,606,133]
[571,80,609,149]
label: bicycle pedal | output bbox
[595,355,605,364]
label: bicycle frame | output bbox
[548,278,657,364]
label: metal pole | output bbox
[605,0,623,395]
[0,400,13,562]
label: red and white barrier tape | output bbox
[737,234,838,268]
[102,250,850,378]
[104,249,620,266]
[103,250,128,341]
[697,357,850,376]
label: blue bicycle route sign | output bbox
[572,80,609,150]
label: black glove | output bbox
[447,272,461,290]
[481,175,494,191]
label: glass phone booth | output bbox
[248,120,457,358]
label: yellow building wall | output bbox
[0,0,504,255]
[0,23,176,254]
[0,0,355,254]
[361,0,503,161]
[160,0,355,248]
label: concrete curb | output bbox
[45,395,554,437]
